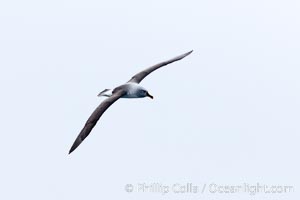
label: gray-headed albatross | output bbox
[69,50,193,154]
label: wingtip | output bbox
[68,148,73,155]
[187,50,193,55]
[68,144,77,154]
[179,50,193,59]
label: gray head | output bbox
[138,88,153,99]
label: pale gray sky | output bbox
[0,0,299,199]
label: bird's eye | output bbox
[141,90,147,95]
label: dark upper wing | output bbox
[128,50,193,84]
[69,90,125,154]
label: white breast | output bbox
[122,83,145,98]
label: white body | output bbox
[98,83,148,98]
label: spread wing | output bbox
[69,90,125,154]
[128,50,193,84]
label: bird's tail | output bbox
[97,89,112,97]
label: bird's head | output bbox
[138,88,153,99]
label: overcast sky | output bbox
[0,0,299,199]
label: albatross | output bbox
[69,50,193,154]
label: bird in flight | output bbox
[69,50,193,154]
